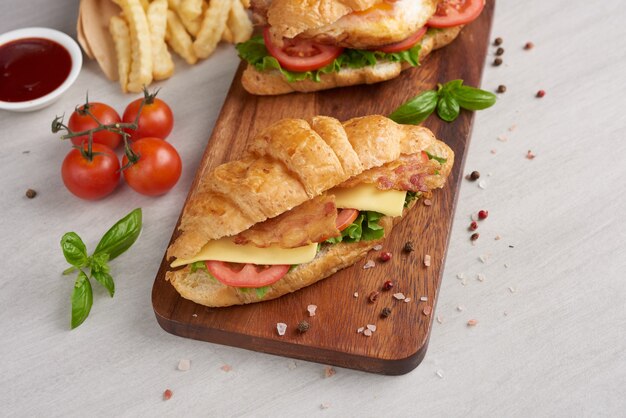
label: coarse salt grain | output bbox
[353,292,359,298]
[436,315,444,324]
[504,263,510,268]
[192,313,197,318]
[436,370,444,378]
[357,327,365,333]
[478,180,487,189]
[461,278,467,286]
[422,306,432,316]
[508,287,516,293]
[479,254,489,263]
[497,135,508,142]
[457,273,465,280]
[307,304,317,316]
[471,213,479,221]
[477,274,486,282]
[287,361,297,370]
[367,324,377,332]
[324,366,336,378]
[423,199,432,206]
[373,244,383,251]
[276,323,287,336]
[509,124,517,131]
[424,254,431,267]
[393,293,406,300]
[420,296,428,302]
[363,260,375,269]
[177,359,191,371]
[363,329,373,337]
[320,403,330,410]
[467,319,478,326]
[456,305,465,312]
[404,297,411,303]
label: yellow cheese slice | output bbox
[330,184,407,217]
[171,238,318,268]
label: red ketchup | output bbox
[0,37,72,102]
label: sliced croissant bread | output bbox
[165,115,453,307]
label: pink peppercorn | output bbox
[478,210,489,220]
[469,221,478,230]
[536,90,545,98]
[379,252,392,262]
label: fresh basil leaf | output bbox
[439,79,463,93]
[92,270,115,297]
[71,271,93,329]
[425,151,447,164]
[90,253,110,274]
[61,232,88,268]
[437,92,460,122]
[389,90,438,125]
[449,85,497,110]
[255,286,270,299]
[94,208,142,261]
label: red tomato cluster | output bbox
[61,94,181,200]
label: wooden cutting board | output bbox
[152,1,495,375]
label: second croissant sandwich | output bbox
[166,115,454,307]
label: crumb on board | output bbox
[495,235,502,240]
[177,359,190,371]
[276,323,287,336]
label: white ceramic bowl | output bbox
[0,27,82,112]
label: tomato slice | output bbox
[263,27,344,72]
[421,151,429,163]
[336,209,359,231]
[376,27,428,53]
[427,0,485,28]
[205,261,290,288]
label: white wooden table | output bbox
[2,1,625,416]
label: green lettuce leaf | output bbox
[325,211,385,244]
[236,36,422,83]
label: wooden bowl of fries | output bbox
[77,0,252,92]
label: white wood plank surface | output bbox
[1,0,625,416]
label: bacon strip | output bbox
[233,194,340,248]
[338,153,440,192]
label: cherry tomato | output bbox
[122,94,174,141]
[336,209,359,231]
[68,102,122,149]
[263,27,344,72]
[205,261,290,288]
[61,143,120,200]
[376,27,428,53]
[427,0,485,28]
[122,137,182,196]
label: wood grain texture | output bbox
[151,1,494,375]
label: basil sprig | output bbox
[61,208,142,329]
[389,79,496,125]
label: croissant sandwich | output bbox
[165,115,453,307]
[236,0,485,95]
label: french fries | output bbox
[109,15,132,92]
[104,0,252,92]
[147,0,175,80]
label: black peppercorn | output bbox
[471,233,480,241]
[402,241,414,253]
[495,47,504,56]
[497,85,507,93]
[25,189,37,199]
[469,171,480,181]
[493,58,503,66]
[297,320,310,333]
[380,307,392,318]
[494,37,503,46]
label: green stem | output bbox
[63,266,77,275]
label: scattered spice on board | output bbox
[393,293,406,300]
[363,260,375,269]
[509,124,518,131]
[457,272,465,280]
[504,263,510,268]
[526,150,536,160]
[424,254,431,267]
[478,210,489,220]
[495,235,502,240]
[422,306,432,316]
[221,364,232,372]
[324,366,336,378]
[163,389,173,401]
[467,319,478,327]
[490,149,497,155]
[297,321,310,333]
[403,241,415,253]
[25,189,37,198]
[479,254,489,263]
[379,251,392,262]
[276,323,287,336]
[380,307,392,318]
[177,359,190,371]
[307,304,317,316]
